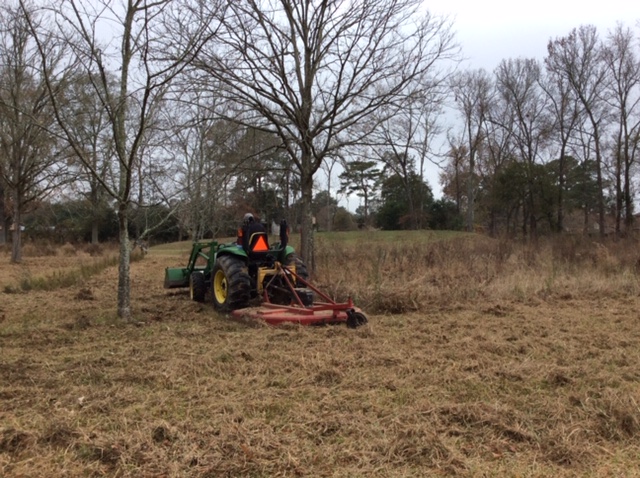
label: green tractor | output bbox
[164,221,310,312]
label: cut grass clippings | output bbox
[1,233,640,477]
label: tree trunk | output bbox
[624,161,633,232]
[363,192,369,227]
[325,189,332,232]
[11,199,22,263]
[614,140,622,236]
[91,188,100,244]
[466,155,475,232]
[299,172,315,276]
[405,180,418,230]
[596,157,605,238]
[583,206,589,236]
[590,122,606,238]
[489,210,496,237]
[556,151,566,233]
[0,186,6,246]
[529,210,538,242]
[92,223,99,245]
[527,182,537,241]
[117,205,131,320]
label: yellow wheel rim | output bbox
[213,270,228,304]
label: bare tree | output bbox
[541,54,582,232]
[59,72,116,244]
[440,139,467,213]
[494,58,552,239]
[25,0,220,319]
[547,26,610,238]
[0,177,7,245]
[450,68,493,231]
[602,23,640,234]
[165,92,239,239]
[228,126,293,220]
[192,0,457,271]
[368,86,446,229]
[0,1,65,262]
[481,97,519,235]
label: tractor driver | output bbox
[237,213,267,251]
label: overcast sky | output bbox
[338,1,640,210]
[420,1,639,199]
[429,0,640,70]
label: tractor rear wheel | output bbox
[212,255,251,312]
[189,272,206,302]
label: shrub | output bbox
[61,243,78,256]
[84,243,104,257]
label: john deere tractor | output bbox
[164,221,309,311]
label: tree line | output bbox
[444,24,640,238]
[0,0,637,319]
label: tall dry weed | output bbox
[61,243,78,256]
[21,242,57,257]
[315,235,640,313]
[83,243,104,257]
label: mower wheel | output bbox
[347,311,368,328]
[285,254,309,285]
[212,255,251,312]
[189,272,207,302]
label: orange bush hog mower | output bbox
[164,221,368,327]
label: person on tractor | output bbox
[236,213,268,253]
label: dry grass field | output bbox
[1,232,640,477]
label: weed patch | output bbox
[9,250,145,293]
[16,256,118,291]
[315,234,640,308]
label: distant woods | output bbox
[446,25,640,239]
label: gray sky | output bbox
[337,1,640,211]
[430,0,640,70]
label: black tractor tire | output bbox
[189,272,207,302]
[212,255,251,312]
[285,253,309,285]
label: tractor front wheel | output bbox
[189,272,206,302]
[212,255,251,312]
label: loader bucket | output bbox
[164,267,189,288]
